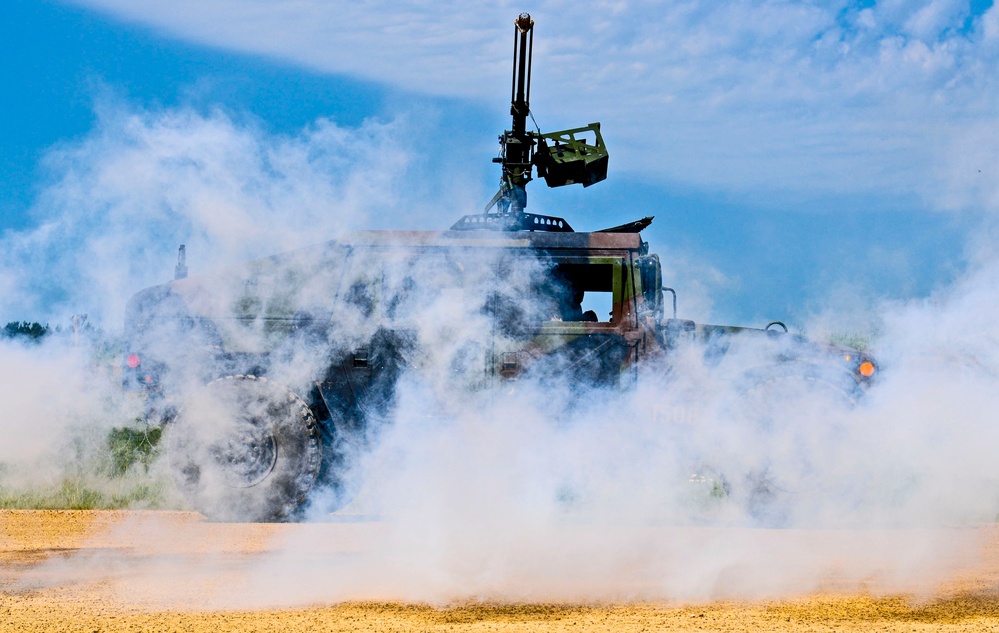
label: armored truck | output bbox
[122,14,876,522]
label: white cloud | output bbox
[65,0,999,213]
[985,3,999,42]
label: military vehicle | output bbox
[123,14,877,522]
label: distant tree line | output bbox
[2,318,117,359]
[3,321,50,341]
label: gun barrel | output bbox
[503,13,535,214]
[511,13,534,124]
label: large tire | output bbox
[168,375,322,522]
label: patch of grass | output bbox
[0,424,174,510]
[0,475,172,510]
[106,425,162,477]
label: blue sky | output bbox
[2,0,998,330]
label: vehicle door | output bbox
[490,254,639,388]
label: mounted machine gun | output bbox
[451,13,609,232]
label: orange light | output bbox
[858,361,875,377]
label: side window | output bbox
[542,260,621,324]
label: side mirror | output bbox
[637,255,665,320]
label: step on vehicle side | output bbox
[123,14,877,522]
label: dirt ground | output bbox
[4,510,999,632]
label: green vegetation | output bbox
[0,316,172,510]
[0,476,172,510]
[106,425,162,477]
[0,423,176,511]
[3,321,49,341]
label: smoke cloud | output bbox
[0,94,415,325]
[0,97,424,505]
[4,98,999,608]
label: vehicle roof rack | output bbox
[450,212,573,232]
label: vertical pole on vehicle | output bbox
[505,13,534,215]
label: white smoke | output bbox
[0,94,414,326]
[5,97,999,608]
[0,98,423,500]
[0,337,103,483]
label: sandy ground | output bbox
[4,510,999,632]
